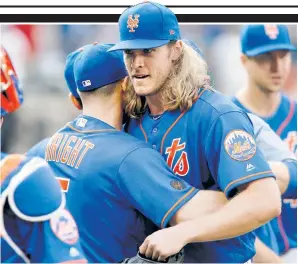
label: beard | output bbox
[141,68,174,97]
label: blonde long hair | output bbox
[124,40,211,118]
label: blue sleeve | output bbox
[117,147,199,228]
[17,208,87,263]
[282,159,297,199]
[2,155,87,263]
[205,111,275,198]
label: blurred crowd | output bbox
[1,24,297,153]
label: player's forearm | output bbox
[176,178,281,243]
[269,161,290,195]
[270,160,297,198]
[253,237,283,263]
[170,190,228,223]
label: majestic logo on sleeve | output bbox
[127,14,140,32]
[224,130,257,161]
[165,138,189,176]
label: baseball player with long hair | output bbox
[109,2,282,262]
[138,38,296,263]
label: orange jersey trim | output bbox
[161,187,196,228]
[276,101,295,136]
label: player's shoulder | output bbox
[281,93,297,113]
[191,88,245,119]
[1,154,63,220]
[247,113,268,128]
[26,137,51,158]
[112,129,152,153]
[247,113,271,136]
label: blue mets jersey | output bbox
[128,88,275,263]
[232,94,297,254]
[27,114,199,263]
[1,153,87,263]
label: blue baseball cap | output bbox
[64,44,92,98]
[74,43,128,92]
[241,24,296,57]
[182,39,204,58]
[108,1,181,51]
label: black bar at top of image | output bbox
[0,5,298,8]
[0,14,297,23]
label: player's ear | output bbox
[240,54,248,66]
[120,76,129,92]
[171,40,183,61]
[69,93,82,110]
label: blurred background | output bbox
[1,24,297,153]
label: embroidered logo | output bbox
[82,80,91,87]
[170,180,186,190]
[264,24,279,40]
[224,130,257,161]
[127,14,140,32]
[246,163,255,172]
[76,118,88,128]
[50,209,79,244]
[165,138,190,177]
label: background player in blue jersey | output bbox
[0,46,87,263]
[109,2,282,263]
[232,24,297,263]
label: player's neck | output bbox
[146,93,167,115]
[82,97,123,130]
[236,82,281,117]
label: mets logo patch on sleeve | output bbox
[50,209,79,244]
[170,180,186,190]
[224,130,257,161]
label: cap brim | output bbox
[108,39,170,51]
[245,44,297,56]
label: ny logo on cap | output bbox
[264,25,279,40]
[127,14,140,32]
